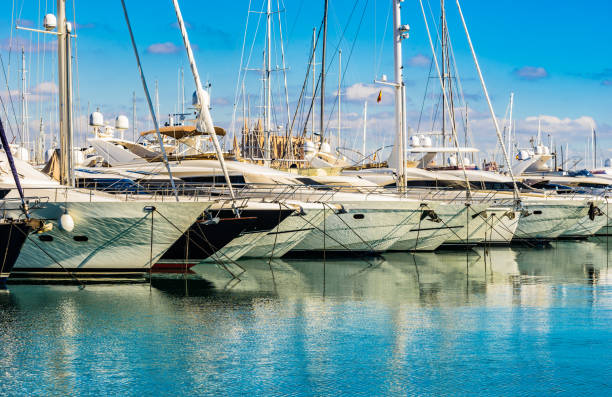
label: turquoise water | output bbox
[1,240,611,395]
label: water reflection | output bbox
[0,240,609,395]
[187,241,611,307]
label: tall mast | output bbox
[362,101,367,163]
[155,80,160,125]
[242,81,247,133]
[264,0,272,165]
[593,127,596,169]
[320,0,329,144]
[171,0,236,203]
[181,67,185,115]
[37,118,44,164]
[311,27,316,139]
[507,92,514,165]
[20,49,28,156]
[455,0,519,200]
[57,0,73,186]
[132,91,136,142]
[337,49,341,150]
[440,0,446,150]
[393,0,407,190]
[121,0,179,200]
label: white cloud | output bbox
[522,115,595,134]
[406,54,430,67]
[513,66,548,81]
[146,42,180,54]
[344,83,393,105]
[32,81,58,95]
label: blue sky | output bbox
[1,0,611,162]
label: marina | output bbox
[0,0,611,394]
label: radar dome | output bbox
[409,135,421,147]
[320,142,332,154]
[43,14,56,31]
[89,111,104,127]
[115,115,129,130]
[421,136,432,147]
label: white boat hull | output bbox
[242,204,328,258]
[438,203,490,245]
[14,201,210,271]
[292,202,422,252]
[389,202,465,251]
[482,208,520,244]
[514,200,588,240]
[562,214,607,237]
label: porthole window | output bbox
[38,235,53,242]
[533,210,543,215]
[353,214,365,220]
[73,236,89,242]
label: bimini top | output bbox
[140,125,227,140]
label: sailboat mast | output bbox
[337,49,341,150]
[155,80,160,125]
[320,0,328,145]
[508,92,514,164]
[393,0,407,190]
[132,91,136,142]
[440,0,446,151]
[455,0,519,200]
[181,67,185,115]
[593,127,596,169]
[311,28,316,139]
[264,0,272,165]
[362,101,367,163]
[21,49,28,157]
[171,0,236,202]
[121,0,179,200]
[57,0,73,186]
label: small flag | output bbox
[376,90,382,103]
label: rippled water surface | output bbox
[1,240,612,395]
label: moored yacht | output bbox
[1,153,213,275]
